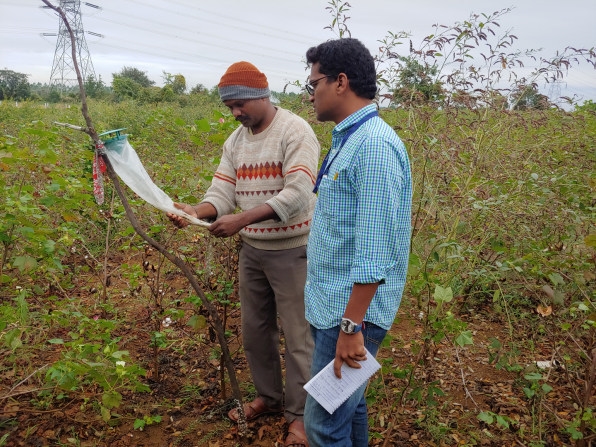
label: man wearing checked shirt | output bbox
[303,38,412,447]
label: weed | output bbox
[133,414,162,431]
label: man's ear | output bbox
[336,73,349,94]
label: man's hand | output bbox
[333,331,367,378]
[208,213,246,238]
[167,202,196,229]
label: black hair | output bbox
[305,38,377,99]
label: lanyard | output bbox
[313,110,378,193]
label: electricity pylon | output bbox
[43,1,101,89]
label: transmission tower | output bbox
[43,1,101,89]
[548,79,563,103]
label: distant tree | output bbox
[112,66,154,88]
[0,69,31,100]
[190,83,208,95]
[510,83,552,110]
[85,75,109,99]
[136,86,161,103]
[209,85,221,101]
[112,76,142,101]
[162,72,186,95]
[390,56,444,107]
[172,75,186,95]
[47,89,62,103]
[29,82,51,100]
[159,84,176,102]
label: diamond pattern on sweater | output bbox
[237,162,283,180]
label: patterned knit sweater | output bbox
[202,107,321,250]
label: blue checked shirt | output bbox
[305,104,412,330]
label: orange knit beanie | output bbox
[218,61,270,101]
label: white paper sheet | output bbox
[303,349,381,414]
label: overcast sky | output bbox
[2,0,595,104]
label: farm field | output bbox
[0,98,595,446]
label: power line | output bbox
[88,16,299,66]
[83,2,306,65]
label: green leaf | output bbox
[489,337,502,350]
[195,118,211,132]
[42,239,56,255]
[13,255,38,272]
[186,295,203,306]
[4,328,23,350]
[455,330,474,347]
[133,418,146,430]
[102,391,122,409]
[553,289,565,306]
[407,253,421,277]
[477,411,494,424]
[523,387,535,398]
[524,372,542,381]
[48,338,64,344]
[190,135,205,146]
[433,284,453,304]
[39,196,58,206]
[495,415,510,428]
[548,272,565,286]
[187,314,207,330]
[100,406,111,422]
[110,350,129,360]
[567,426,584,440]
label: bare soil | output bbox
[0,247,582,447]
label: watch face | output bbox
[341,319,353,333]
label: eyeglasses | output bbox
[305,75,334,95]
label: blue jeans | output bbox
[304,323,387,447]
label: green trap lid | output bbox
[99,128,127,144]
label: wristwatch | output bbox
[340,318,363,335]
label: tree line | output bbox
[2,6,595,110]
[0,66,216,104]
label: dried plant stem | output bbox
[0,364,50,401]
[40,0,247,440]
[456,347,478,407]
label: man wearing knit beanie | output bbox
[218,61,270,101]
[169,61,319,447]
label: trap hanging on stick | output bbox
[98,128,211,227]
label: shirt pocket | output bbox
[316,167,354,224]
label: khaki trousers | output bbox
[238,243,314,422]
